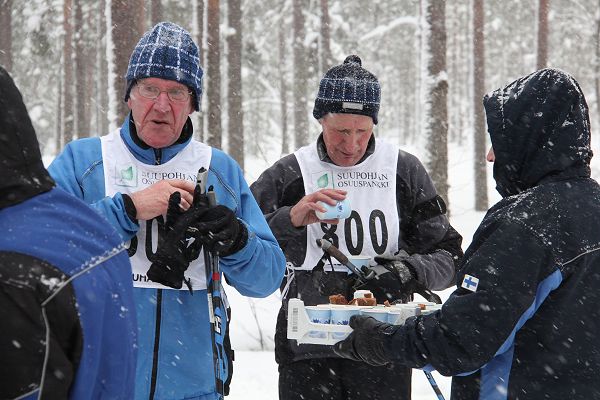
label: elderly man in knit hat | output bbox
[250,55,463,400]
[49,21,285,400]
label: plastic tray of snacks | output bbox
[287,298,354,345]
[286,298,436,345]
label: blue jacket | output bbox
[0,189,138,400]
[48,116,285,400]
[0,66,137,399]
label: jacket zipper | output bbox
[154,148,162,165]
[148,289,163,399]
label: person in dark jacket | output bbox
[334,68,600,400]
[250,55,463,400]
[0,68,138,398]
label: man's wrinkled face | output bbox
[127,77,194,149]
[321,113,374,167]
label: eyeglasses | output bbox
[136,82,192,102]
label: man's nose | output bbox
[153,92,171,111]
[343,132,360,148]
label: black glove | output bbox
[333,315,399,366]
[352,258,420,303]
[192,187,248,257]
[146,192,203,289]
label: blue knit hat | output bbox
[313,55,381,124]
[124,22,203,111]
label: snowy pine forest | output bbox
[2,0,600,202]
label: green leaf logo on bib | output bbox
[121,166,134,181]
[115,164,137,187]
[317,173,329,188]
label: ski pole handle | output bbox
[316,239,375,282]
[316,238,349,265]
[196,167,217,206]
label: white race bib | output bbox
[101,129,212,289]
[294,140,400,271]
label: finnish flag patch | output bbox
[461,274,479,292]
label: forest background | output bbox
[3,0,600,210]
[3,1,600,397]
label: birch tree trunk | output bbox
[109,0,143,127]
[206,0,222,148]
[194,0,205,141]
[537,0,549,69]
[422,0,449,203]
[292,0,309,148]
[150,0,163,25]
[279,2,290,156]
[0,0,12,72]
[473,0,488,211]
[62,0,74,146]
[227,0,244,168]
[319,0,332,76]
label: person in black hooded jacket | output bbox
[333,68,600,400]
[0,67,138,399]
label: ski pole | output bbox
[424,370,446,400]
[316,239,375,283]
[197,167,226,398]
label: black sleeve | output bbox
[0,252,83,400]
[250,154,308,267]
[395,150,464,290]
[383,221,548,375]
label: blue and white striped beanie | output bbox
[124,21,203,111]
[313,55,380,124]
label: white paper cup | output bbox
[305,306,331,338]
[353,289,373,299]
[387,309,404,324]
[360,308,389,323]
[388,304,421,324]
[315,198,351,220]
[330,306,361,339]
[348,255,371,269]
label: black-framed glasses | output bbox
[136,82,192,102]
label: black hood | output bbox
[483,68,592,197]
[0,67,54,209]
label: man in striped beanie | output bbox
[48,21,285,400]
[250,55,462,400]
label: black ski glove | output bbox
[146,192,203,289]
[333,315,399,366]
[192,189,248,257]
[352,258,420,303]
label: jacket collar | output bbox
[119,113,195,165]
